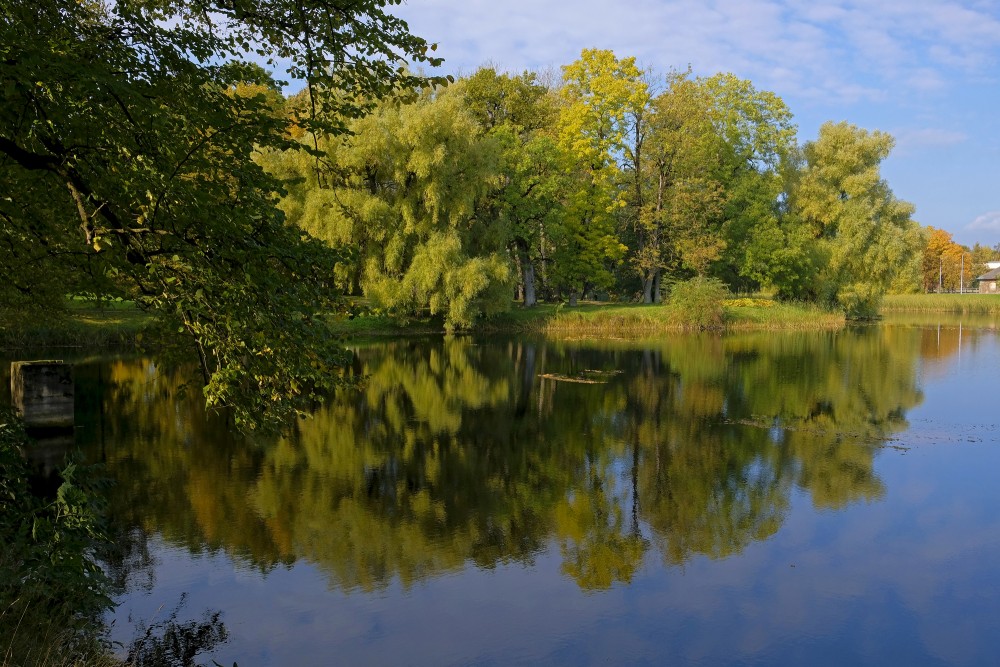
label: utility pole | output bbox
[939,257,943,292]
[961,253,965,293]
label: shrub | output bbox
[668,277,728,329]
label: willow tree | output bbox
[791,122,921,317]
[264,87,511,329]
[0,0,446,428]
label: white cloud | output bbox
[968,211,1000,230]
[893,128,968,154]
[395,0,1000,106]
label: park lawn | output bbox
[0,299,153,348]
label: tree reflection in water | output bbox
[77,325,930,594]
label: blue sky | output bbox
[392,0,1000,248]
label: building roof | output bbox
[978,267,1000,281]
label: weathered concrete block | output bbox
[10,361,74,430]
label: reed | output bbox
[881,293,1000,314]
[478,299,844,336]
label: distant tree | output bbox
[922,227,972,292]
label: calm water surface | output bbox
[13,315,1000,665]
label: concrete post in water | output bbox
[10,360,74,430]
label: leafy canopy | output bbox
[0,0,445,429]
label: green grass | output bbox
[0,300,154,349]
[881,293,1000,314]
[476,299,843,336]
[2,295,846,349]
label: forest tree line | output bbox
[251,48,985,327]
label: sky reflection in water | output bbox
[63,316,1000,665]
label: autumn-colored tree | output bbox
[922,227,974,292]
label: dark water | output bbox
[10,316,1000,665]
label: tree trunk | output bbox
[513,251,524,302]
[642,274,654,304]
[569,291,578,307]
[652,269,662,304]
[517,242,537,307]
[523,261,537,307]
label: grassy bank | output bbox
[476,298,843,336]
[881,293,1000,314]
[6,295,844,349]
[0,300,153,349]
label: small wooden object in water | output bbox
[10,360,74,430]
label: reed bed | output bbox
[881,293,1000,314]
[481,300,844,336]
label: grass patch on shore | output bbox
[881,293,1000,314]
[478,298,843,336]
[0,300,153,349]
[3,292,845,348]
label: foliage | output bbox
[458,68,562,308]
[262,87,512,330]
[0,413,113,665]
[790,122,921,318]
[0,0,446,428]
[551,49,638,300]
[922,227,973,292]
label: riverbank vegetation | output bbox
[882,293,1000,314]
[0,300,152,350]
[0,416,113,666]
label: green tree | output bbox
[263,87,511,329]
[458,68,563,307]
[697,74,801,292]
[633,70,727,301]
[552,49,641,304]
[0,0,445,428]
[791,122,921,316]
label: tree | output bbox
[922,227,974,292]
[263,86,511,329]
[633,70,727,302]
[552,49,641,304]
[458,68,562,307]
[0,0,446,428]
[697,73,800,292]
[790,122,920,317]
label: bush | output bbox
[668,277,728,329]
[0,413,114,665]
[837,288,882,321]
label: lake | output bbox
[9,314,1000,665]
